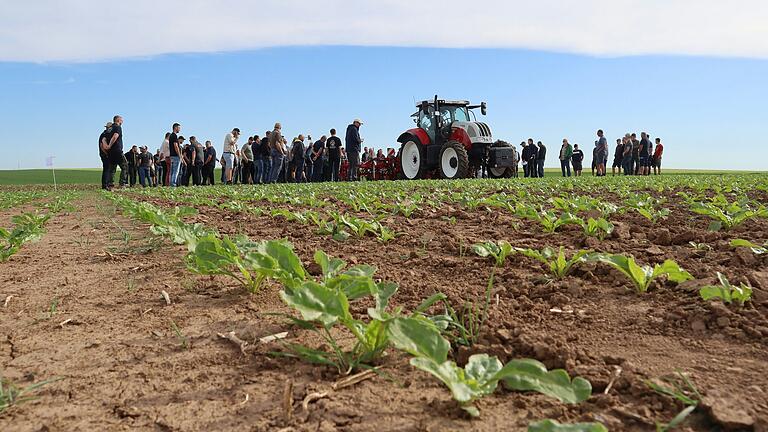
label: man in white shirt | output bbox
[222,128,240,185]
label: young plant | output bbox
[170,320,189,350]
[516,205,579,233]
[626,195,670,223]
[730,238,767,255]
[579,217,614,240]
[528,419,607,432]
[593,254,693,293]
[431,273,494,349]
[646,370,701,432]
[388,319,592,417]
[515,247,594,279]
[690,196,767,231]
[0,377,60,414]
[699,272,752,305]
[472,240,514,267]
[0,212,51,262]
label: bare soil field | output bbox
[1,182,767,432]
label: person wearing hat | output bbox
[345,119,363,181]
[99,122,114,190]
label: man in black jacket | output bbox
[536,141,546,178]
[105,115,128,188]
[99,122,113,190]
[345,119,363,181]
[327,129,342,182]
[203,141,217,185]
[124,145,139,186]
[526,138,538,178]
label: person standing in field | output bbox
[290,135,307,183]
[233,149,242,184]
[259,132,271,184]
[137,146,151,187]
[612,138,624,176]
[169,123,182,187]
[160,132,170,186]
[327,128,342,182]
[639,132,652,176]
[345,119,363,181]
[559,138,572,177]
[222,127,240,185]
[153,149,162,186]
[653,138,664,175]
[630,133,640,175]
[180,137,193,186]
[536,141,546,178]
[527,138,538,177]
[250,135,260,184]
[595,129,608,176]
[269,124,285,183]
[124,145,139,186]
[311,135,326,182]
[106,115,128,188]
[520,142,530,177]
[99,122,113,190]
[203,141,217,185]
[241,136,254,184]
[191,136,204,186]
[571,144,584,176]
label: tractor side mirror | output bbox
[481,102,487,116]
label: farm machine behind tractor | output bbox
[396,96,516,179]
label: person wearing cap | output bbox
[99,122,113,190]
[137,146,152,187]
[345,119,363,181]
[169,123,182,187]
[268,124,285,183]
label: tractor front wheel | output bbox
[399,140,426,180]
[439,141,470,179]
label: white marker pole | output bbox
[46,156,57,190]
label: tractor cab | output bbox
[397,95,514,180]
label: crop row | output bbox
[0,193,76,262]
[107,193,617,430]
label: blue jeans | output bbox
[622,156,632,175]
[261,158,271,184]
[347,151,359,181]
[312,159,324,182]
[170,156,181,187]
[270,156,284,183]
[537,160,545,178]
[252,158,261,184]
[138,166,150,187]
[560,158,571,177]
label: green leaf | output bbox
[387,317,450,364]
[495,358,592,404]
[409,354,502,410]
[279,281,351,327]
[315,250,346,279]
[652,260,694,284]
[367,282,399,320]
[528,419,608,432]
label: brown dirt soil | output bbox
[2,190,767,432]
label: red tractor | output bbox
[396,96,517,179]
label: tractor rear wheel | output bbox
[488,166,512,178]
[399,140,426,180]
[439,141,470,179]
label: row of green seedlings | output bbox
[0,193,76,262]
[0,191,49,211]
[107,194,607,429]
[472,240,754,305]
[682,192,768,231]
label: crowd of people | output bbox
[98,118,665,189]
[521,129,664,178]
[98,116,365,189]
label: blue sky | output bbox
[1,47,766,170]
[1,1,767,170]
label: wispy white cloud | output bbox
[1,0,766,62]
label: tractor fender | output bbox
[450,127,472,151]
[397,128,430,146]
